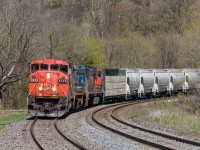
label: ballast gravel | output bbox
[59,104,149,150]
[0,104,146,150]
[0,119,38,150]
[116,103,200,143]
[102,104,200,150]
[1,102,198,150]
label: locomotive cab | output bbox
[28,59,70,117]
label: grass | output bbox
[131,96,200,133]
[155,111,200,132]
[0,110,28,133]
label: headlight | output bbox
[52,87,56,92]
[39,86,43,91]
[46,73,50,79]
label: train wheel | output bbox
[88,97,94,106]
[70,99,75,111]
[99,96,104,104]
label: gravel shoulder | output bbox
[59,104,149,150]
[0,118,38,150]
[1,100,199,150]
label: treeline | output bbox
[0,0,200,109]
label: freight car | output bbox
[27,58,200,117]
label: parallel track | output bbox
[91,100,200,150]
[111,103,200,147]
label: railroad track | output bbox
[91,100,200,150]
[111,103,200,147]
[30,118,88,150]
[30,118,45,150]
[54,118,88,150]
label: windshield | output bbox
[50,64,59,70]
[40,64,48,70]
[31,64,39,73]
[60,65,68,74]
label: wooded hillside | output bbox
[0,0,200,109]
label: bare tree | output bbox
[0,0,38,104]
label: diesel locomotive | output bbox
[28,59,103,117]
[28,58,199,117]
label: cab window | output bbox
[40,64,48,70]
[31,64,39,73]
[60,65,68,74]
[51,64,59,70]
[97,71,101,77]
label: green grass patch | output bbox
[131,96,200,133]
[0,111,28,133]
[155,112,200,132]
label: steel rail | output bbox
[92,101,176,150]
[54,118,89,150]
[111,103,200,147]
[30,118,46,150]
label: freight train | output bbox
[27,59,200,117]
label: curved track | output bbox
[91,100,200,150]
[111,103,200,147]
[30,118,88,150]
[30,118,45,150]
[54,119,88,150]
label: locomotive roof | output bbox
[30,58,69,65]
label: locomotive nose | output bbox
[35,72,60,97]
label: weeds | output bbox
[131,96,200,132]
[0,111,28,133]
